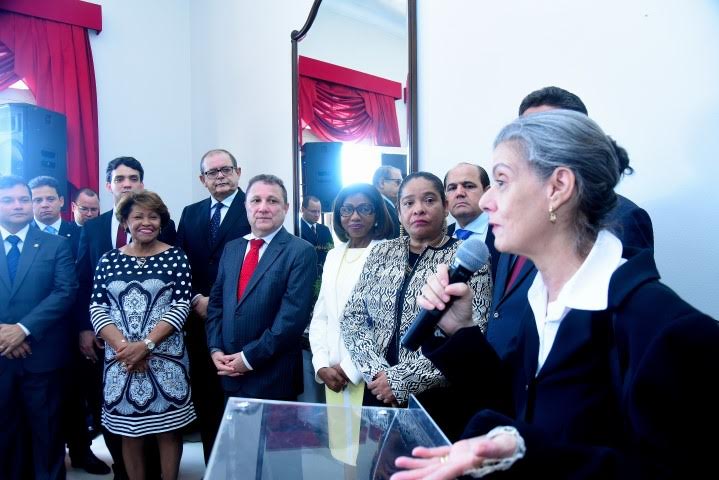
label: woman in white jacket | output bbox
[309,183,395,396]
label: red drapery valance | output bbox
[0,10,99,200]
[298,57,401,147]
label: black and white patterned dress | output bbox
[89,247,196,436]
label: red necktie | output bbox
[116,225,127,248]
[237,239,264,299]
[505,255,527,293]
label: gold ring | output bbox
[439,455,449,464]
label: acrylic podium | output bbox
[205,396,450,480]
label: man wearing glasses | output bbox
[71,188,100,227]
[372,165,403,238]
[176,148,250,463]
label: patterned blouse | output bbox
[341,236,492,404]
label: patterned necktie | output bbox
[6,235,20,284]
[44,225,57,235]
[237,239,264,299]
[311,223,317,235]
[455,228,472,240]
[210,203,224,244]
[116,224,127,248]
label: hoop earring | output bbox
[549,206,557,223]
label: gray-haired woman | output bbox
[392,110,718,479]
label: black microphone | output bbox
[401,235,490,351]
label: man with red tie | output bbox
[206,174,317,402]
[75,156,175,480]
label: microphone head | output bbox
[453,235,490,272]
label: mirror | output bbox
[291,0,417,234]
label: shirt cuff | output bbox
[240,351,254,371]
[465,426,526,478]
[16,323,30,336]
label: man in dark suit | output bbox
[71,188,100,227]
[372,165,403,238]
[443,163,500,279]
[28,176,110,475]
[299,195,333,278]
[76,156,174,479]
[488,87,655,358]
[207,174,317,402]
[0,175,78,480]
[176,149,251,462]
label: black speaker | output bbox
[382,153,407,178]
[302,142,342,211]
[0,103,68,199]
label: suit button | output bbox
[493,312,499,318]
[525,384,529,391]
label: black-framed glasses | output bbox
[339,203,374,217]
[203,166,235,178]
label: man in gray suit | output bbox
[0,175,78,479]
[206,174,317,401]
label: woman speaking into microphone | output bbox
[392,110,718,480]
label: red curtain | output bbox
[299,75,400,147]
[0,10,99,199]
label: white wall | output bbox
[417,0,719,316]
[88,0,192,221]
[189,0,315,226]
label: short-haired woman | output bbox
[90,191,195,480]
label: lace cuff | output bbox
[465,426,526,478]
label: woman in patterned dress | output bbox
[340,172,492,410]
[90,191,195,480]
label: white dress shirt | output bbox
[528,230,626,374]
[34,217,62,234]
[210,189,238,224]
[454,212,489,242]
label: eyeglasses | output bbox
[76,206,99,213]
[383,178,402,186]
[339,203,374,217]
[204,166,235,179]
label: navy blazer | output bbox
[206,227,317,399]
[488,197,654,360]
[0,227,78,373]
[176,191,250,297]
[75,209,176,331]
[423,247,718,478]
[300,220,333,276]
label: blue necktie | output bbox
[455,228,472,240]
[210,203,223,244]
[44,225,57,235]
[6,235,20,284]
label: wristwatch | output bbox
[143,338,156,352]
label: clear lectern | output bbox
[206,396,450,479]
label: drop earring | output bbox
[549,206,557,223]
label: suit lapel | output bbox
[0,241,10,292]
[238,228,288,304]
[213,194,242,251]
[11,227,41,297]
